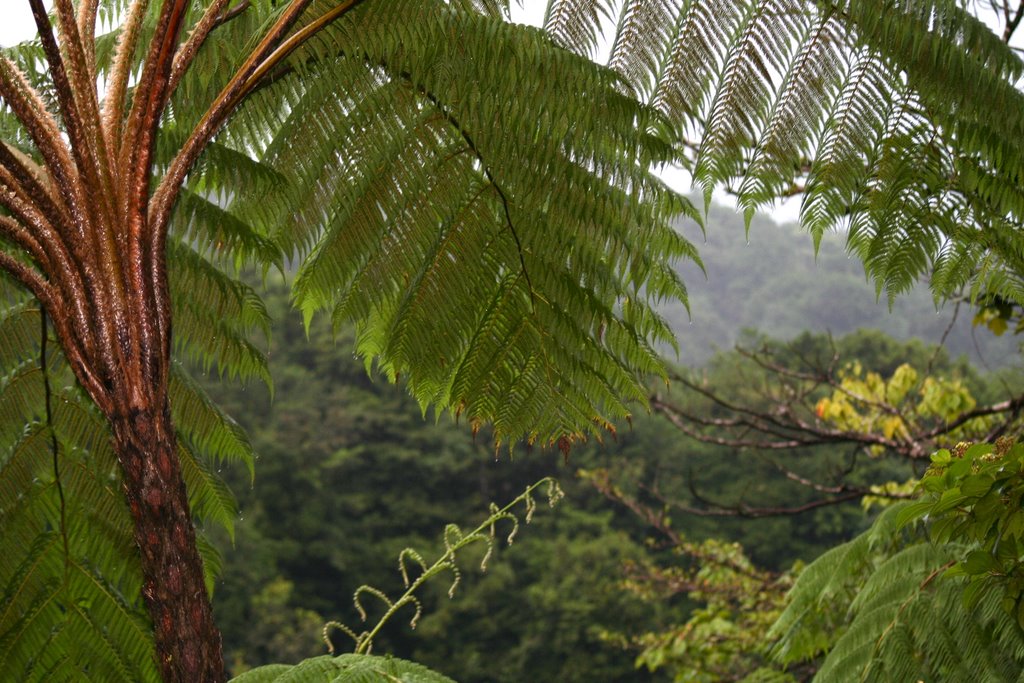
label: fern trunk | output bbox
[109,399,225,683]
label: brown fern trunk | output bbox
[109,399,225,683]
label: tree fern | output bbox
[0,295,248,681]
[3,1,1024,679]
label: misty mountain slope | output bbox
[664,205,1019,367]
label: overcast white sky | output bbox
[2,2,1014,225]
[0,3,45,48]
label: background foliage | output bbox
[200,207,1022,680]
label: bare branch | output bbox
[587,469,779,582]
[645,333,1024,518]
[1005,1,1024,42]
[919,395,1024,441]
[681,476,868,518]
[651,395,826,450]
[758,454,854,494]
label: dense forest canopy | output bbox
[205,267,1021,680]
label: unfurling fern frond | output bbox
[231,478,562,682]
[324,477,563,655]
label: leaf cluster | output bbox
[900,439,1024,625]
[551,0,1024,309]
[767,443,1024,681]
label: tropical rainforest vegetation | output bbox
[198,215,1023,681]
[1,0,1024,682]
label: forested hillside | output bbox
[666,207,1019,367]
[205,205,1021,681]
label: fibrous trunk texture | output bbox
[109,400,225,682]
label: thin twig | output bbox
[925,298,960,376]
[1005,0,1024,42]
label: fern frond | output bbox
[769,500,1024,682]
[589,0,1024,306]
[170,362,256,479]
[608,0,685,99]
[231,654,456,683]
[225,0,698,447]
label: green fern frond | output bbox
[608,0,684,99]
[219,0,699,446]
[231,654,456,683]
[179,439,240,543]
[570,0,1024,306]
[768,500,1024,682]
[170,362,256,479]
[543,0,619,58]
[173,188,282,267]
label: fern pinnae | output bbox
[0,427,56,541]
[695,0,803,194]
[543,0,617,58]
[652,0,745,127]
[169,362,256,479]
[176,439,239,541]
[800,52,887,247]
[607,0,684,99]
[173,188,281,266]
[737,13,843,208]
[63,597,136,682]
[0,300,40,371]
[0,361,47,448]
